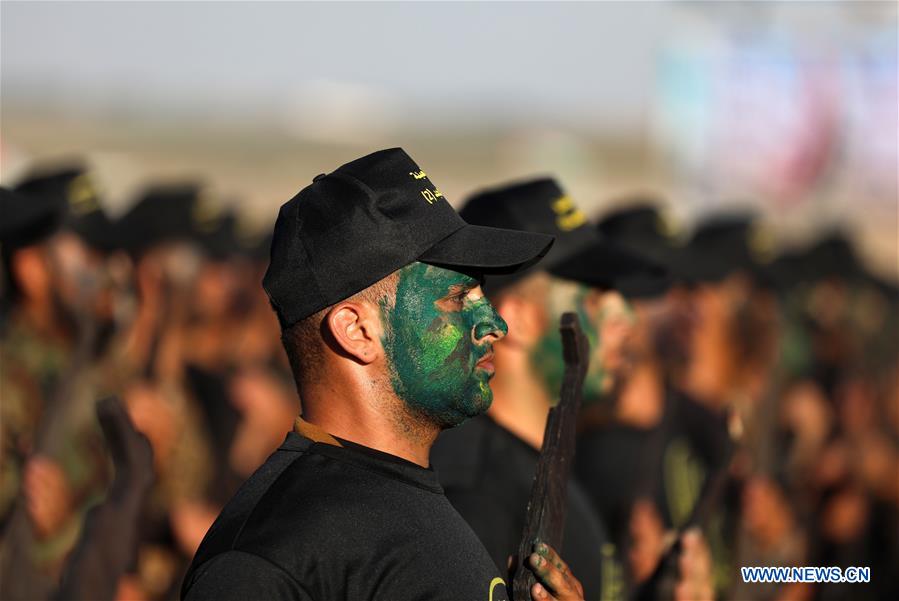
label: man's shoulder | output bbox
[191,433,478,564]
[183,440,308,574]
[191,436,369,547]
[183,439,357,597]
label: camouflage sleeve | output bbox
[0,363,42,520]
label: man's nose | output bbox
[471,300,508,344]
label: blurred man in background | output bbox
[0,167,119,599]
[112,185,247,599]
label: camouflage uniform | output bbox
[0,315,113,580]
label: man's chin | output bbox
[439,391,493,429]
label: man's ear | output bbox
[325,301,382,365]
[495,296,547,348]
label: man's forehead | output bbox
[409,262,482,288]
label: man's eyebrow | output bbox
[444,277,480,296]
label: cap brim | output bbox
[547,238,667,290]
[418,223,554,275]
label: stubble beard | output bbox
[366,368,443,447]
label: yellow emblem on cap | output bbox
[192,189,223,233]
[410,170,442,204]
[749,222,776,264]
[67,174,100,216]
[420,188,444,204]
[551,195,587,231]
[655,207,681,239]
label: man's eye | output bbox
[435,289,471,312]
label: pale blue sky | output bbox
[2,1,893,132]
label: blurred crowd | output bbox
[1,161,897,600]
[1,165,295,599]
[572,205,899,601]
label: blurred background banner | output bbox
[2,1,896,277]
[652,4,897,254]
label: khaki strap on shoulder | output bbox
[294,417,343,447]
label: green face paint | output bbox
[585,292,637,402]
[576,285,606,401]
[530,280,635,405]
[380,262,508,427]
[530,281,600,402]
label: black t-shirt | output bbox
[182,430,509,601]
[648,389,731,529]
[431,414,623,601]
[579,387,730,530]
[575,424,654,549]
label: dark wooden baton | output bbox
[512,312,590,601]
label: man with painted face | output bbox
[574,203,695,552]
[430,179,667,601]
[182,149,586,601]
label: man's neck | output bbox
[487,345,552,450]
[300,378,438,467]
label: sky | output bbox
[5,2,891,134]
[2,1,688,133]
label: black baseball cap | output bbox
[1,185,63,249]
[458,178,665,293]
[596,203,682,299]
[117,183,225,256]
[800,230,866,283]
[198,210,240,260]
[9,164,117,252]
[262,148,554,327]
[672,211,776,284]
[764,229,868,293]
